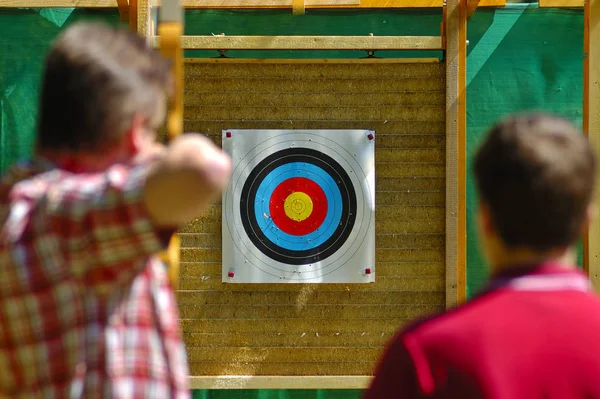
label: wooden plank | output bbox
[185,121,446,136]
[445,0,467,308]
[186,63,444,79]
[467,0,479,18]
[128,0,136,31]
[0,0,355,6]
[583,0,590,274]
[186,105,444,121]
[293,0,305,14]
[180,275,445,291]
[358,0,503,5]
[136,0,151,38]
[186,58,440,65]
[188,362,371,376]
[178,290,445,306]
[0,0,506,7]
[171,0,358,5]
[188,376,371,390]
[183,331,395,348]
[185,92,446,107]
[585,0,600,287]
[117,0,129,21]
[539,0,583,6]
[179,318,417,333]
[153,36,443,51]
[179,303,442,319]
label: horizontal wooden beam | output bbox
[185,57,441,64]
[539,0,583,6]
[0,0,506,8]
[188,376,371,390]
[154,35,443,50]
[165,0,360,5]
[0,0,356,7]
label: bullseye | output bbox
[284,192,313,221]
[268,176,329,237]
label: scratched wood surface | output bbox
[180,60,446,376]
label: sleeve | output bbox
[364,334,422,399]
[44,163,175,290]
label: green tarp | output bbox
[465,5,584,295]
[0,5,585,397]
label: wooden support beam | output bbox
[137,0,152,38]
[185,57,440,64]
[539,0,583,7]
[159,0,359,5]
[189,376,371,390]
[445,0,467,308]
[466,0,479,18]
[128,0,137,30]
[0,0,505,8]
[116,0,129,21]
[293,0,305,14]
[153,35,443,50]
[584,0,600,288]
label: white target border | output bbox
[222,130,375,283]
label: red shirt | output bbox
[0,159,190,398]
[366,264,600,399]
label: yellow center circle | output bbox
[284,192,313,222]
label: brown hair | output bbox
[37,22,172,152]
[474,113,596,252]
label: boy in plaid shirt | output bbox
[0,22,231,398]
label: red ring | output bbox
[269,177,328,236]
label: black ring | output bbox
[240,148,357,265]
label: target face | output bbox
[222,130,375,283]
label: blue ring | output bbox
[254,162,342,251]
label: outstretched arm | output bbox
[143,134,231,228]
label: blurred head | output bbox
[37,22,172,170]
[474,113,596,271]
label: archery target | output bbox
[222,130,375,283]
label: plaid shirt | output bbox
[0,159,190,398]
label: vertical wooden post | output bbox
[293,0,305,14]
[584,0,600,288]
[129,0,138,32]
[445,0,467,308]
[136,0,152,38]
[117,0,129,22]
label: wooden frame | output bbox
[445,0,467,307]
[152,35,444,50]
[189,376,371,390]
[136,0,153,38]
[185,57,441,64]
[0,0,504,8]
[539,0,584,7]
[584,0,600,288]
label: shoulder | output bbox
[404,291,499,336]
[396,289,515,361]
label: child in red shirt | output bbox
[366,113,600,399]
